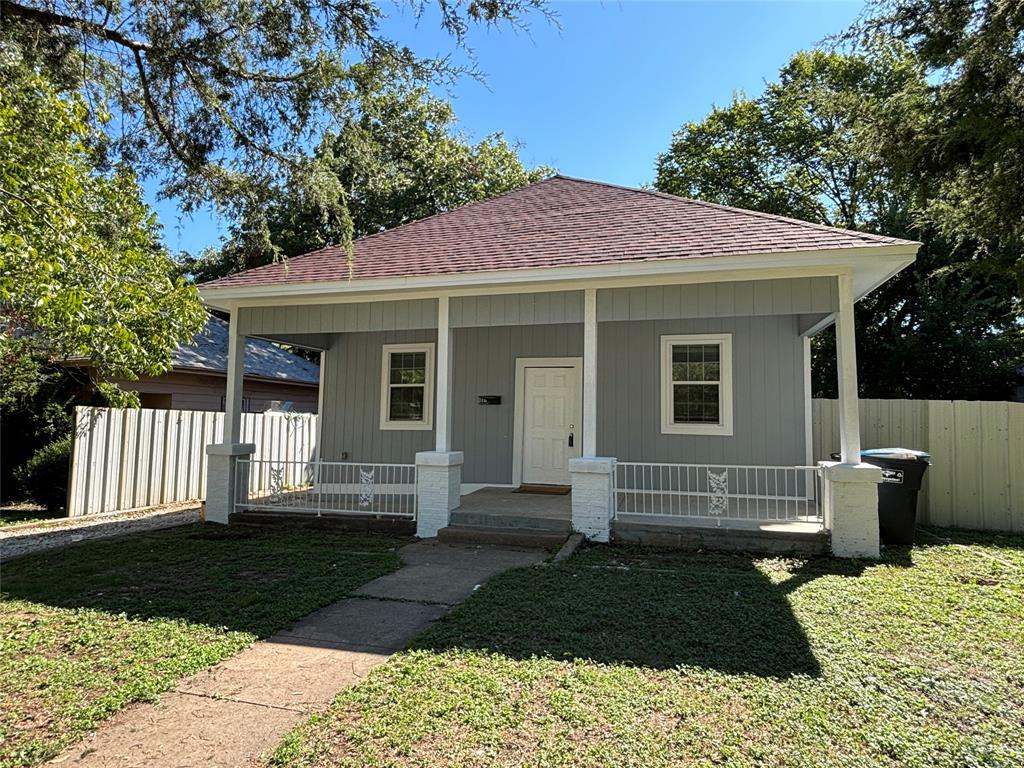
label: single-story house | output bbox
[67,315,321,412]
[199,176,920,558]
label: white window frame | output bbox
[379,342,435,431]
[660,333,733,436]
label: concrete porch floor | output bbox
[458,486,571,520]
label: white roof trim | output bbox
[200,244,919,311]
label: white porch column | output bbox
[224,310,245,444]
[435,295,454,453]
[571,288,616,542]
[414,295,460,538]
[204,310,255,524]
[822,272,881,558]
[835,272,861,463]
[582,287,597,456]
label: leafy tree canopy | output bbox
[655,43,1022,400]
[0,53,206,410]
[852,0,1024,258]
[182,69,553,281]
[0,0,550,256]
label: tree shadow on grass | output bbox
[0,523,405,638]
[411,546,879,679]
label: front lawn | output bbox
[0,504,62,528]
[0,524,405,767]
[268,529,1024,768]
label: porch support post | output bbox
[835,272,861,463]
[414,295,460,538]
[821,272,882,558]
[572,288,616,542]
[204,309,255,524]
[435,295,454,453]
[224,310,245,445]
[582,287,597,457]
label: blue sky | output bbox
[152,0,864,255]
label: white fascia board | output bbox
[801,252,918,337]
[200,244,920,311]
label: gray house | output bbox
[199,177,920,558]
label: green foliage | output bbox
[655,44,1023,400]
[14,436,71,511]
[182,68,552,280]
[854,1,1024,256]
[0,56,206,408]
[0,0,551,255]
[0,525,404,766]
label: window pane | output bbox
[389,351,426,385]
[388,386,425,421]
[673,384,720,424]
[671,344,721,383]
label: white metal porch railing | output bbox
[615,462,823,527]
[235,459,417,518]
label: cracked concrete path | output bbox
[49,540,546,767]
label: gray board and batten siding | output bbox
[234,276,839,336]
[239,277,837,483]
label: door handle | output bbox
[568,432,574,448]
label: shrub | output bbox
[16,436,71,510]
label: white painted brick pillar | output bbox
[415,451,463,538]
[569,457,616,543]
[820,461,883,558]
[204,443,256,524]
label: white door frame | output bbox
[511,357,583,486]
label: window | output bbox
[379,343,434,430]
[660,334,733,435]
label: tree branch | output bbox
[0,0,152,52]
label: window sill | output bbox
[379,421,434,431]
[660,423,733,436]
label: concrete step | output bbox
[449,510,572,533]
[437,525,569,550]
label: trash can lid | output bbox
[860,448,931,461]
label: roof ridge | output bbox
[550,175,915,246]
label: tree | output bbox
[0,57,206,410]
[182,69,552,281]
[655,44,1023,400]
[0,0,550,256]
[852,1,1024,260]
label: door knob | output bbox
[568,432,574,447]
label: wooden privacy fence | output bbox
[68,406,318,517]
[813,399,1024,532]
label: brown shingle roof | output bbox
[200,176,917,290]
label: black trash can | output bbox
[829,448,931,545]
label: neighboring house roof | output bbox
[173,315,320,385]
[200,175,919,291]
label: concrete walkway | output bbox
[50,540,546,767]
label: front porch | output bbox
[207,273,887,558]
[230,458,827,554]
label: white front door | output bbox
[521,365,581,485]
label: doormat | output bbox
[514,484,571,495]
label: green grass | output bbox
[0,505,63,528]
[266,529,1024,768]
[0,524,405,767]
